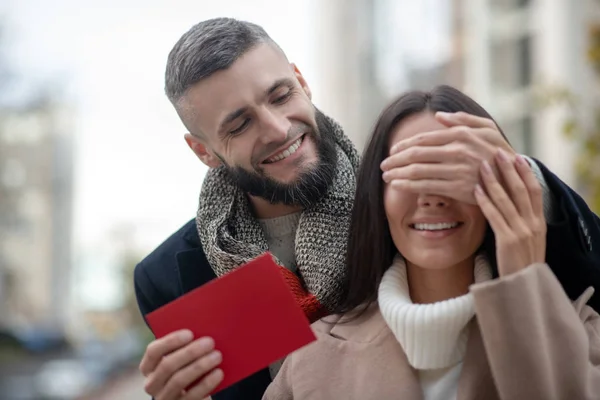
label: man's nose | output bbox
[258,108,290,143]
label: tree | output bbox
[537,23,600,214]
[578,23,600,213]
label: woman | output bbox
[262,85,600,400]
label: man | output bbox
[134,18,600,400]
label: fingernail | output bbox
[210,351,222,363]
[482,160,493,175]
[380,161,388,171]
[211,368,224,381]
[382,172,390,182]
[436,111,451,118]
[179,330,193,341]
[497,149,509,163]
[197,337,215,349]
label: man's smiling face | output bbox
[182,43,337,206]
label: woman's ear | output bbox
[184,133,221,168]
[291,63,312,99]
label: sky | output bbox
[4,0,321,247]
[4,0,318,309]
[2,0,447,310]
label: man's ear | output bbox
[184,133,221,168]
[291,63,312,99]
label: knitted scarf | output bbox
[196,115,360,323]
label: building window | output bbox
[521,116,534,155]
[1,159,27,189]
[490,34,533,91]
[517,36,532,87]
[490,0,531,10]
[503,116,534,155]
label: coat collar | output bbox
[315,302,391,343]
[318,305,500,400]
[312,286,596,400]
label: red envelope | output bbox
[146,252,317,395]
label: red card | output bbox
[146,252,317,395]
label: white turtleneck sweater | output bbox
[378,255,492,400]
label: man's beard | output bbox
[221,109,338,208]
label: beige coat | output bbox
[263,263,600,400]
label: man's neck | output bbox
[249,194,304,219]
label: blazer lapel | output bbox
[176,248,216,294]
[326,306,425,399]
[175,222,217,295]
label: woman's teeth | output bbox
[266,137,303,163]
[412,222,460,231]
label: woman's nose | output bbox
[417,194,449,208]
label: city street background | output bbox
[1,0,599,399]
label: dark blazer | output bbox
[134,159,600,400]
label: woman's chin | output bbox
[404,253,475,272]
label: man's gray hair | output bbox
[165,18,277,105]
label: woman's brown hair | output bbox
[333,85,509,316]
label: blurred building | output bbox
[456,0,600,185]
[313,0,388,151]
[314,0,600,186]
[314,0,456,151]
[0,98,74,336]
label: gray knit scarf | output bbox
[196,115,360,316]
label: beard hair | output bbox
[220,108,338,208]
